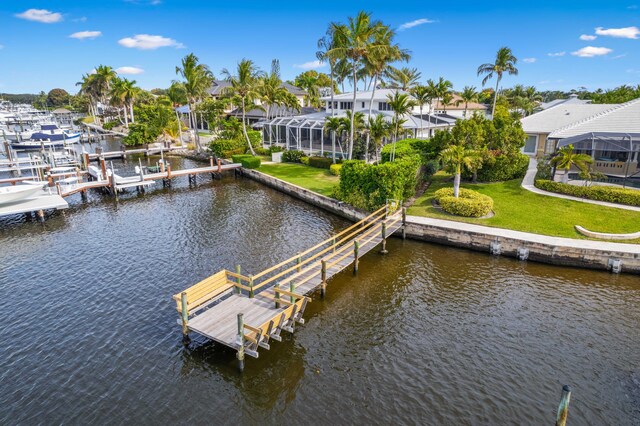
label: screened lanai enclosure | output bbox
[259,111,441,158]
[557,132,640,182]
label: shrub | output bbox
[472,153,529,182]
[434,187,493,217]
[186,143,196,151]
[269,145,284,153]
[424,160,440,178]
[335,155,421,210]
[535,180,640,207]
[535,156,554,181]
[300,156,309,165]
[254,147,270,156]
[210,139,245,157]
[282,150,304,163]
[308,156,333,169]
[232,155,261,169]
[223,147,246,158]
[329,164,342,176]
[232,154,252,163]
[102,121,117,130]
[381,140,418,163]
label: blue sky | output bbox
[0,0,638,94]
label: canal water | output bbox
[0,150,639,424]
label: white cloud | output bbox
[15,9,63,23]
[398,18,435,31]
[580,34,597,41]
[118,34,183,50]
[293,60,326,70]
[613,53,627,59]
[522,57,536,63]
[116,66,144,75]
[595,26,640,39]
[69,31,102,40]
[571,46,613,57]
[73,17,87,22]
[547,51,566,57]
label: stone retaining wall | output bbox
[240,167,640,275]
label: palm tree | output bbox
[551,144,593,183]
[458,86,478,118]
[324,116,342,163]
[294,73,320,107]
[441,92,453,113]
[477,46,519,117]
[109,77,127,126]
[366,114,391,161]
[385,66,421,91]
[221,59,264,156]
[175,53,213,151]
[439,145,480,198]
[167,81,188,143]
[411,85,431,138]
[327,11,390,160]
[317,31,338,116]
[259,60,297,121]
[121,79,139,125]
[386,91,415,161]
[434,77,453,111]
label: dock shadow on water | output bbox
[1,160,639,424]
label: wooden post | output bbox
[249,275,254,298]
[100,158,107,181]
[296,253,301,272]
[236,313,245,372]
[55,182,62,196]
[235,265,241,294]
[47,174,54,187]
[353,240,360,274]
[289,282,295,304]
[275,283,281,309]
[217,158,222,173]
[402,207,407,240]
[380,222,388,254]
[36,209,45,222]
[180,292,189,336]
[138,158,144,181]
[321,260,327,297]
[555,385,571,426]
[160,160,166,173]
[332,237,336,253]
[167,163,172,179]
[209,156,214,167]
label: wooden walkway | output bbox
[173,202,406,370]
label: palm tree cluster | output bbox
[503,84,542,116]
[76,65,117,124]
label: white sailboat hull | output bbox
[0,184,44,205]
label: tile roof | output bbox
[520,104,612,133]
[549,97,640,138]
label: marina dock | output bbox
[0,189,68,219]
[173,202,406,370]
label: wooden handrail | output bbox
[251,210,388,291]
[226,270,251,282]
[272,288,309,300]
[251,206,387,280]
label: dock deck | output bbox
[0,189,68,219]
[174,202,405,368]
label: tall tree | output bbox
[221,59,264,156]
[458,86,479,118]
[167,81,188,143]
[386,91,415,161]
[477,46,519,118]
[366,114,392,161]
[327,11,391,160]
[411,85,431,138]
[324,116,342,163]
[175,53,213,151]
[384,66,421,91]
[317,30,338,116]
[439,145,481,198]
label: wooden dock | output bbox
[0,189,68,220]
[173,202,406,370]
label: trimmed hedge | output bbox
[308,156,333,169]
[335,155,420,210]
[210,139,245,158]
[282,150,304,163]
[232,154,261,169]
[381,140,418,163]
[329,164,342,176]
[434,187,494,217]
[269,145,284,153]
[472,153,529,182]
[254,147,270,156]
[535,179,640,207]
[381,138,444,164]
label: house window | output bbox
[378,102,393,111]
[333,101,337,109]
[339,101,353,110]
[361,102,365,108]
[523,135,537,154]
[544,138,556,154]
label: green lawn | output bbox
[408,172,640,242]
[258,163,339,197]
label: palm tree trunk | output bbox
[332,131,336,164]
[348,62,357,160]
[129,103,134,124]
[492,77,500,118]
[454,170,461,198]
[365,74,378,163]
[123,107,129,128]
[175,109,182,145]
[330,65,336,118]
[242,97,256,156]
[419,105,423,137]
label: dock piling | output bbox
[249,275,254,298]
[353,240,360,274]
[402,207,407,240]
[180,292,189,337]
[236,313,245,372]
[275,283,281,308]
[380,222,388,254]
[235,265,241,294]
[555,385,571,426]
[296,253,301,272]
[321,260,327,297]
[289,282,295,304]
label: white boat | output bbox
[10,124,81,150]
[0,183,45,205]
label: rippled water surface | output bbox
[1,153,639,425]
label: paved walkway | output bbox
[520,157,640,212]
[406,215,640,253]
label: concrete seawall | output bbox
[240,168,640,275]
